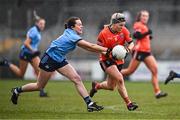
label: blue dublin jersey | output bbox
[21,26,41,53]
[46,28,82,62]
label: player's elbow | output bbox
[85,44,96,52]
[23,41,29,48]
[133,32,143,39]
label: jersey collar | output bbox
[108,25,118,34]
[35,25,41,32]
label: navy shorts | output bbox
[19,50,39,62]
[39,53,68,72]
[100,59,123,72]
[132,51,152,61]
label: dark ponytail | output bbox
[136,11,142,22]
[64,23,68,29]
[64,17,80,29]
[33,10,44,23]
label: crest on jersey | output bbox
[119,33,124,39]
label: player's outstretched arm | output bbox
[77,39,107,54]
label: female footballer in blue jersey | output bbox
[0,14,47,97]
[10,17,108,112]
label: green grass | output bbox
[0,79,180,119]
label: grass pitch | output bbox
[0,79,180,119]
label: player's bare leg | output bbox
[31,57,40,76]
[11,69,52,104]
[90,65,138,111]
[121,58,140,76]
[31,57,48,97]
[9,59,28,77]
[90,75,116,97]
[144,55,167,98]
[57,64,103,112]
[90,65,118,98]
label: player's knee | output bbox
[72,75,82,84]
[17,72,25,78]
[34,70,39,76]
[117,78,124,85]
[36,83,44,90]
[151,67,158,75]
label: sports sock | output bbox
[155,91,161,96]
[15,87,23,94]
[84,96,92,105]
[40,89,45,93]
[154,88,160,95]
[175,73,180,78]
[95,83,101,90]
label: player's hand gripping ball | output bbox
[112,45,127,60]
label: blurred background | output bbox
[0,0,180,80]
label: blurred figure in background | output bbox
[165,70,180,84]
[90,13,138,111]
[121,10,167,99]
[123,10,133,30]
[10,16,108,112]
[0,11,47,97]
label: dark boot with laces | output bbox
[87,102,104,112]
[11,88,19,105]
[165,70,176,85]
[0,58,10,67]
[127,102,138,111]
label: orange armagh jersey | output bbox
[133,22,151,52]
[97,26,132,65]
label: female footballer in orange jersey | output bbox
[121,10,167,99]
[90,13,138,111]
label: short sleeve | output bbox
[123,27,132,43]
[27,29,36,40]
[97,31,104,46]
[71,34,82,43]
[133,22,142,32]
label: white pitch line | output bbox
[104,104,167,116]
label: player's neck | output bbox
[109,25,118,34]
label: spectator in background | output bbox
[121,10,167,99]
[0,11,47,97]
[123,10,133,30]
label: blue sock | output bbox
[175,73,180,78]
[40,89,45,93]
[84,96,92,105]
[15,87,23,94]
